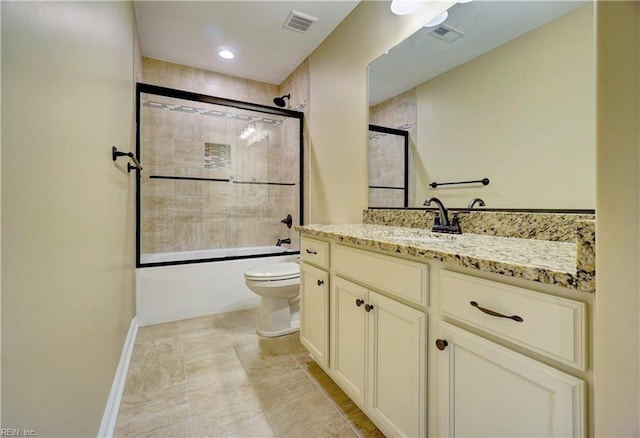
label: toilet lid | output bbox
[244,262,300,281]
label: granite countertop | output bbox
[297,224,592,292]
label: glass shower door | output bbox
[137,85,302,266]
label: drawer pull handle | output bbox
[435,339,448,351]
[365,304,374,312]
[356,298,364,307]
[317,280,324,286]
[470,301,523,322]
[306,249,318,255]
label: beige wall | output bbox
[415,4,595,209]
[307,0,456,224]
[1,2,137,435]
[594,1,640,435]
[142,57,279,107]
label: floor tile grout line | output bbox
[292,353,349,419]
[290,353,362,430]
[291,352,370,438]
[179,320,195,438]
[230,338,279,437]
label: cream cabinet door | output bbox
[300,262,329,368]
[332,276,368,406]
[367,290,427,438]
[437,321,585,437]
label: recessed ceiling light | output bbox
[219,49,234,60]
[425,11,448,28]
[390,0,419,16]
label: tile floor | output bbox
[114,308,385,437]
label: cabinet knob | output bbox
[435,339,448,351]
[356,298,364,307]
[365,304,374,312]
[317,279,324,286]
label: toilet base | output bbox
[256,295,300,338]
[257,319,300,338]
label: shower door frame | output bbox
[368,124,409,208]
[135,82,304,268]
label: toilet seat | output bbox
[244,262,300,281]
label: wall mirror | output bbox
[368,0,595,210]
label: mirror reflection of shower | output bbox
[368,124,409,208]
[137,85,303,266]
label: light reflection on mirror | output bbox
[368,0,595,210]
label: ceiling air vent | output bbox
[427,24,465,44]
[283,10,318,33]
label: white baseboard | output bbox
[97,317,138,438]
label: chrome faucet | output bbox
[467,198,486,209]
[424,197,450,227]
[423,197,462,234]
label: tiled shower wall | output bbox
[369,88,417,207]
[140,58,307,255]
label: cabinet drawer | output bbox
[300,237,330,269]
[440,270,586,370]
[333,245,428,306]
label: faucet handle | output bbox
[450,213,462,234]
[433,211,441,226]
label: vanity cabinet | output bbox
[299,226,593,437]
[299,237,330,368]
[440,270,586,370]
[437,322,585,437]
[300,262,329,368]
[333,276,427,437]
[332,246,428,438]
[436,271,586,437]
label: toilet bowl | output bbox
[244,262,300,337]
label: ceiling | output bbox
[134,1,360,85]
[369,0,588,105]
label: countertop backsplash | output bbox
[363,209,594,243]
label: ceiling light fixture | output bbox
[390,0,419,16]
[219,49,234,60]
[425,10,448,27]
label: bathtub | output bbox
[136,246,299,326]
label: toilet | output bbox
[244,262,300,337]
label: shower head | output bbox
[273,93,290,108]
